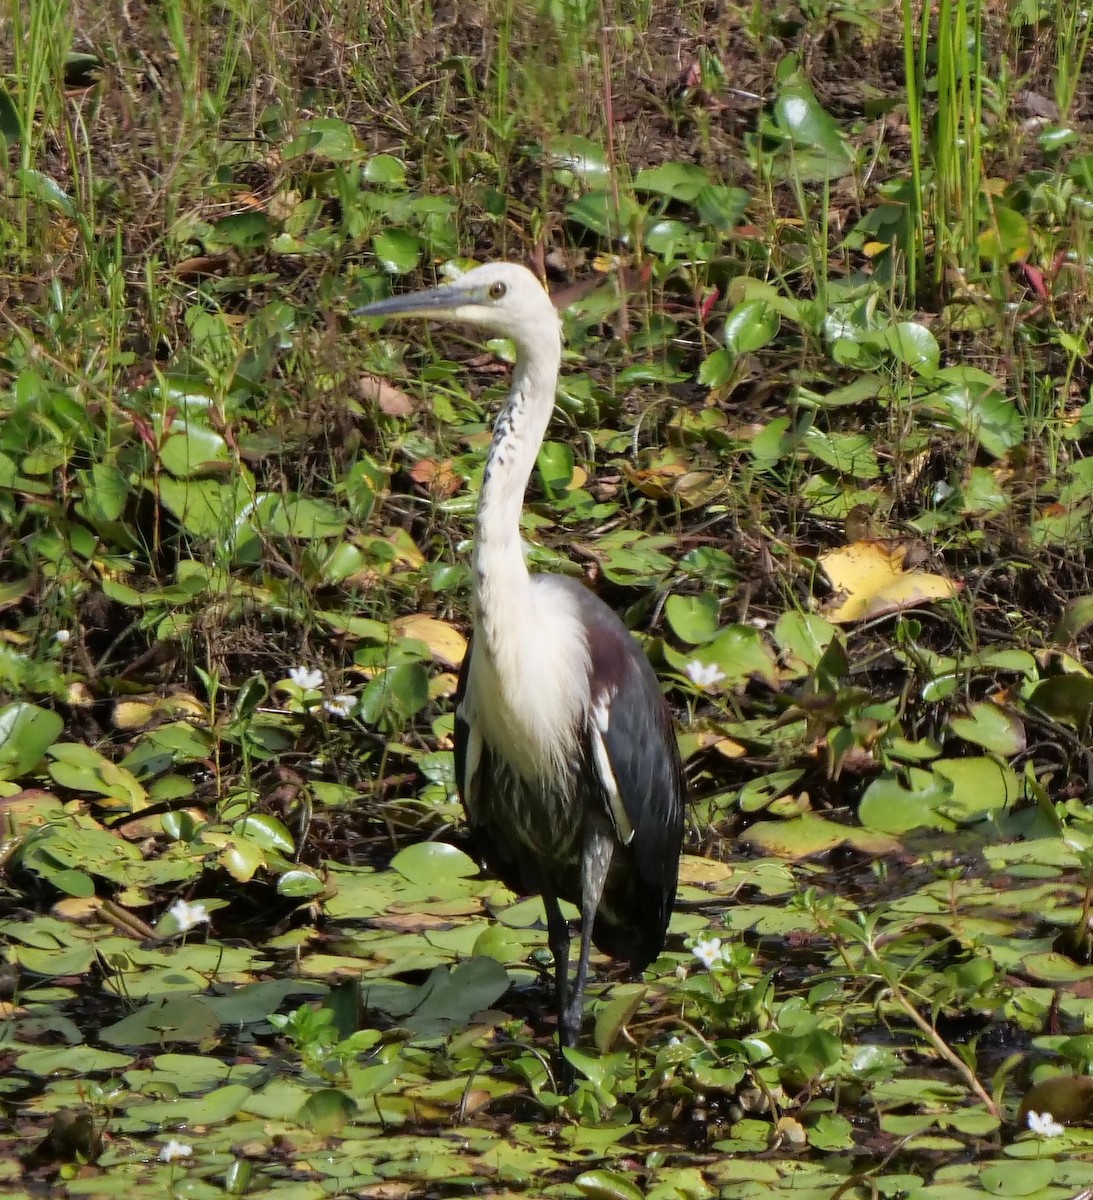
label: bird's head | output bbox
[353,261,559,346]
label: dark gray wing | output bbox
[561,580,686,967]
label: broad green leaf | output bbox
[921,367,1025,458]
[665,593,719,645]
[47,743,147,808]
[0,702,63,779]
[774,612,837,672]
[278,869,324,898]
[391,841,479,885]
[695,184,750,230]
[1029,675,1093,727]
[545,135,611,187]
[575,1169,644,1200]
[722,299,779,356]
[298,1087,355,1134]
[234,813,295,855]
[159,422,231,478]
[1054,595,1093,644]
[282,117,360,160]
[859,768,956,834]
[980,1160,1057,1195]
[949,702,1025,756]
[537,440,575,496]
[565,191,642,238]
[933,757,1020,820]
[15,168,75,215]
[372,228,422,274]
[633,161,711,200]
[100,996,221,1047]
[209,211,272,249]
[263,495,346,539]
[363,154,406,185]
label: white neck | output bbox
[472,329,561,657]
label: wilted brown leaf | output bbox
[359,373,416,417]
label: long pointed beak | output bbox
[353,283,469,321]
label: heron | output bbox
[355,262,685,1081]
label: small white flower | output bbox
[289,666,324,690]
[1027,1110,1064,1138]
[54,629,72,644]
[159,1139,193,1162]
[685,661,726,690]
[322,694,356,718]
[168,898,210,933]
[692,936,724,969]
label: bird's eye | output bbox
[488,281,507,300]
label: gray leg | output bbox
[560,824,614,1052]
[542,887,575,1091]
[542,889,572,1023]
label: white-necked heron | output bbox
[355,262,685,1082]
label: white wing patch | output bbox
[590,691,633,845]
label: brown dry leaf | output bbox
[393,614,467,668]
[689,729,747,759]
[359,373,416,417]
[172,254,231,280]
[820,540,959,624]
[369,912,453,931]
[671,470,721,508]
[409,457,463,498]
[623,460,688,499]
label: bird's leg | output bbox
[560,824,614,1055]
[541,886,575,1088]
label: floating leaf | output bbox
[1030,675,1093,727]
[949,702,1025,756]
[391,841,480,885]
[858,768,956,834]
[575,1169,644,1200]
[297,1088,356,1134]
[47,743,147,809]
[740,813,901,857]
[100,996,221,1046]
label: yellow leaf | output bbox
[820,540,959,624]
[113,699,157,729]
[393,614,467,668]
[678,855,733,884]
